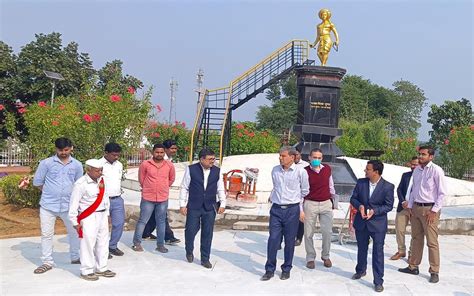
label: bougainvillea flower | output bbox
[38,101,47,107]
[18,108,27,114]
[93,114,101,122]
[172,127,178,134]
[83,114,93,123]
[151,132,160,138]
[59,104,65,110]
[444,139,450,145]
[0,104,4,111]
[52,120,59,126]
[248,132,255,138]
[156,104,162,113]
[181,122,186,128]
[236,124,244,129]
[110,94,122,102]
[237,132,243,137]
[127,86,135,94]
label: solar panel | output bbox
[43,70,65,80]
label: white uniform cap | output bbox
[85,159,103,168]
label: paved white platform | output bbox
[1,230,473,295]
[124,154,474,206]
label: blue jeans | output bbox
[265,203,300,273]
[108,196,125,250]
[133,199,168,247]
[184,206,216,262]
[143,211,176,240]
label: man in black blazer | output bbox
[350,160,394,293]
[390,157,418,261]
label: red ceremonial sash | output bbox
[76,178,105,238]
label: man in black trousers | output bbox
[179,148,226,269]
[350,160,394,293]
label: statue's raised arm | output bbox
[311,9,339,66]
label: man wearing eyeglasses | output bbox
[179,148,226,269]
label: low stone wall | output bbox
[123,205,474,236]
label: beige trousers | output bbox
[395,209,412,254]
[303,199,333,261]
[409,204,440,273]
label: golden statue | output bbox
[311,9,339,66]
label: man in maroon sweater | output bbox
[303,148,336,269]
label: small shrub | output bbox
[0,175,41,208]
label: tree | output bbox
[0,33,144,140]
[257,74,297,134]
[427,98,473,147]
[439,126,474,179]
[390,80,427,138]
[97,60,144,93]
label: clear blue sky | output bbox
[1,0,473,141]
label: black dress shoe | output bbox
[186,254,194,263]
[398,266,419,275]
[201,261,212,269]
[374,284,384,292]
[109,248,124,256]
[351,272,366,280]
[260,271,274,281]
[429,273,439,283]
[280,271,290,280]
[108,254,113,259]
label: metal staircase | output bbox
[190,40,310,164]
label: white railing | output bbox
[0,148,152,167]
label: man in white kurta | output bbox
[69,159,115,281]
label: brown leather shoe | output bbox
[322,258,332,268]
[306,261,315,269]
[390,252,406,260]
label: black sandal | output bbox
[34,264,52,274]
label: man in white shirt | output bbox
[261,146,309,281]
[69,159,116,281]
[100,143,125,258]
[179,148,226,269]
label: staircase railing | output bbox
[190,39,310,165]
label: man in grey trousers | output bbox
[303,148,336,269]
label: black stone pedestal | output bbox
[292,65,356,198]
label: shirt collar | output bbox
[311,163,325,171]
[200,164,211,171]
[281,163,296,171]
[85,174,101,184]
[53,154,72,164]
[370,176,381,186]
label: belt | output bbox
[273,202,299,209]
[414,202,435,207]
[110,196,121,200]
[95,209,106,212]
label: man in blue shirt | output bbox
[261,146,309,281]
[32,138,83,274]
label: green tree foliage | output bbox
[230,122,281,155]
[0,33,144,139]
[427,98,473,147]
[335,119,388,157]
[340,75,426,138]
[439,126,474,179]
[22,86,151,169]
[256,74,297,134]
[144,119,191,162]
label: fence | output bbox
[0,148,152,168]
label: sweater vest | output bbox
[304,165,332,202]
[187,163,220,211]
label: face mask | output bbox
[310,159,321,167]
